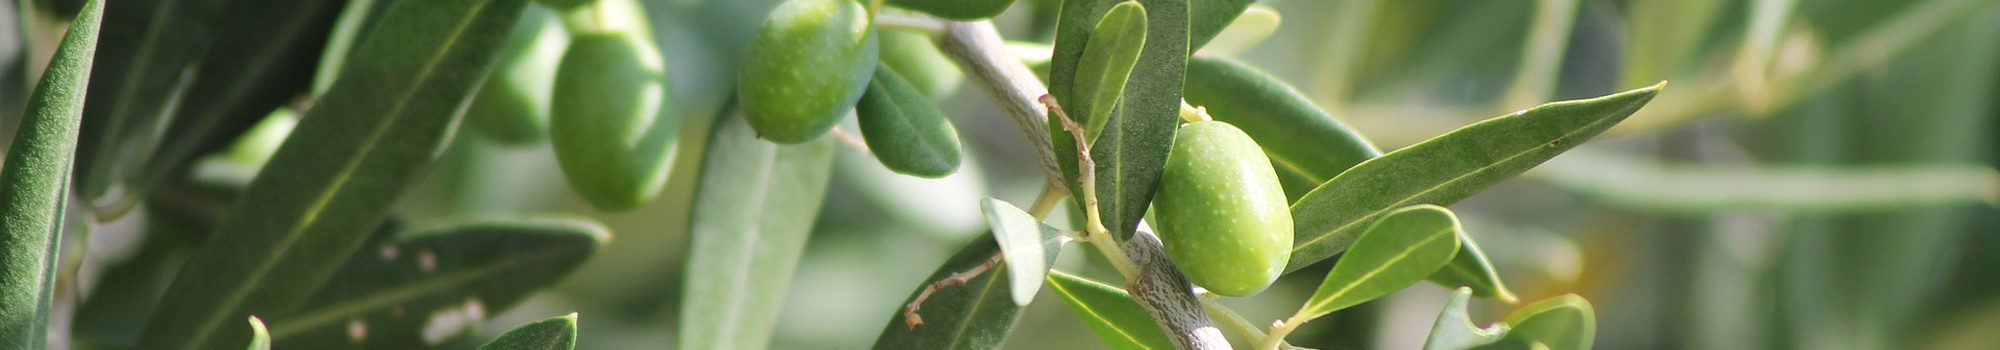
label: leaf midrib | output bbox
[706,141,782,349]
[170,2,489,348]
[945,264,1005,349]
[266,242,585,338]
[1303,227,1453,315]
[1049,274,1159,349]
[874,79,952,168]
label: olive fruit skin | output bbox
[740,0,879,144]
[1152,120,1293,297]
[550,32,679,212]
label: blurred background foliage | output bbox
[4,0,1998,349]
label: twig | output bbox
[934,20,1067,193]
[902,252,1003,328]
[827,125,872,153]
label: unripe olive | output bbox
[739,0,878,144]
[464,7,566,146]
[877,29,962,99]
[550,32,679,212]
[1152,120,1293,297]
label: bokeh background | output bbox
[6,0,1998,349]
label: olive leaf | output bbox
[1533,147,2000,213]
[870,237,1021,350]
[308,0,396,97]
[103,0,351,220]
[0,0,99,347]
[1185,0,1253,50]
[1046,270,1175,350]
[1428,231,1517,303]
[245,317,270,350]
[886,0,1016,20]
[980,198,1066,306]
[857,64,964,178]
[1288,83,1662,272]
[1048,0,1188,238]
[1197,5,1278,56]
[265,218,606,348]
[71,0,224,202]
[678,112,837,350]
[1183,55,1380,201]
[70,211,200,348]
[1297,205,1462,321]
[1474,295,1595,350]
[131,0,532,348]
[465,5,565,146]
[1073,1,1146,144]
[1423,287,1509,350]
[476,314,579,350]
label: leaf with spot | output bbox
[1423,287,1509,350]
[264,218,605,349]
[856,64,963,178]
[0,0,100,347]
[1183,55,1379,201]
[1287,84,1662,272]
[98,0,350,219]
[1474,295,1595,350]
[1296,205,1462,321]
[476,314,578,350]
[870,237,1021,350]
[1046,270,1174,350]
[677,111,837,350]
[131,0,533,348]
[980,198,1066,306]
[1048,0,1188,238]
[1427,230,1517,302]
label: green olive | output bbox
[739,0,878,144]
[877,29,962,99]
[550,32,679,212]
[1152,120,1292,297]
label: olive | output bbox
[739,0,879,144]
[549,32,680,211]
[1152,120,1293,296]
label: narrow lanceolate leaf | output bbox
[1196,5,1278,56]
[267,218,607,348]
[71,0,224,202]
[872,237,1021,350]
[1049,0,1188,238]
[1297,205,1462,321]
[857,64,964,178]
[1046,270,1175,350]
[477,314,579,350]
[980,198,1066,306]
[886,0,1015,20]
[1185,0,1252,50]
[1422,288,1508,350]
[100,0,349,220]
[1427,231,1517,303]
[1476,295,1595,350]
[245,317,271,350]
[1183,55,1379,201]
[133,0,532,349]
[0,0,99,347]
[678,112,836,350]
[1533,148,2000,212]
[309,0,397,97]
[1073,1,1146,144]
[1287,84,1663,272]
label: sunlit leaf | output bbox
[981,198,1066,306]
[1297,205,1462,320]
[1046,270,1174,350]
[1048,0,1188,238]
[1422,288,1508,350]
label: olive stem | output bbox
[933,20,1066,192]
[874,12,947,36]
[1179,101,1211,123]
[1256,316,1306,350]
[1026,183,1067,220]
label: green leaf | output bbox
[0,0,98,347]
[1048,0,1188,238]
[1297,204,1462,321]
[245,317,270,350]
[871,237,1021,350]
[1073,1,1146,144]
[1185,0,1252,50]
[678,111,837,350]
[476,314,578,350]
[71,210,201,348]
[1183,55,1380,201]
[1196,4,1278,56]
[857,64,964,178]
[1422,288,1508,350]
[465,5,565,146]
[1045,270,1175,350]
[132,0,533,348]
[1533,148,2000,213]
[1287,84,1662,272]
[101,0,351,219]
[1476,295,1595,350]
[886,0,1016,20]
[980,198,1066,306]
[71,0,224,202]
[266,218,607,348]
[1427,231,1517,303]
[308,0,395,97]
